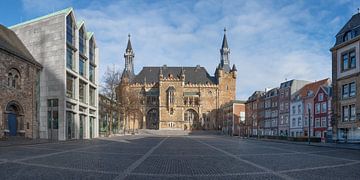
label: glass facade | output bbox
[89,65,95,83]
[66,111,75,139]
[79,58,85,77]
[79,80,86,103]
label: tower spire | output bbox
[122,33,135,81]
[221,27,228,49]
[219,27,231,72]
[126,34,132,51]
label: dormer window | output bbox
[307,90,313,97]
[343,30,355,42]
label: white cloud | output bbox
[21,0,347,100]
[21,0,71,15]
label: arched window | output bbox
[167,87,175,106]
[7,68,21,89]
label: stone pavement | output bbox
[243,137,360,150]
[0,135,359,179]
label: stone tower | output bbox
[122,34,135,82]
[216,28,237,106]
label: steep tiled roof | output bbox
[0,24,41,67]
[298,78,330,98]
[132,66,217,84]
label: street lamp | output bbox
[308,107,311,144]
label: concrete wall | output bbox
[12,14,66,139]
[11,10,99,140]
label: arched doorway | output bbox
[184,109,199,130]
[5,101,24,136]
[146,109,159,129]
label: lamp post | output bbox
[308,107,311,144]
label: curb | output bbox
[247,138,360,151]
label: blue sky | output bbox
[1,0,360,100]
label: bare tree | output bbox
[101,65,121,136]
[117,82,143,134]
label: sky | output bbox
[1,0,360,100]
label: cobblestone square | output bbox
[0,135,359,180]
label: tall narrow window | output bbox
[66,15,74,45]
[79,81,86,103]
[79,57,86,77]
[66,46,74,70]
[315,103,320,114]
[48,99,59,130]
[79,28,86,55]
[342,84,349,98]
[66,74,75,99]
[350,104,356,121]
[343,106,349,122]
[89,65,95,83]
[89,86,96,106]
[350,82,356,97]
[167,87,175,107]
[89,38,95,63]
[321,117,326,127]
[342,54,349,71]
[350,51,356,69]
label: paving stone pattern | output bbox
[0,135,359,180]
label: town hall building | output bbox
[117,29,237,131]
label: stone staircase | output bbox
[138,129,190,136]
[138,129,221,136]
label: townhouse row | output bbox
[245,79,332,140]
[245,12,360,142]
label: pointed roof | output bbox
[232,64,237,71]
[334,12,360,46]
[9,7,73,29]
[221,28,228,49]
[298,78,330,98]
[336,13,360,36]
[0,24,41,68]
[126,34,132,51]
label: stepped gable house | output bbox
[117,30,237,131]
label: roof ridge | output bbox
[9,7,73,29]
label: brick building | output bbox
[331,12,360,142]
[221,100,245,136]
[245,91,265,136]
[117,30,237,131]
[313,85,332,140]
[0,24,42,139]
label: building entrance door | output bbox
[8,113,17,136]
[79,115,84,139]
[89,117,93,139]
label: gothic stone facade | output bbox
[118,31,237,131]
[0,24,42,139]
